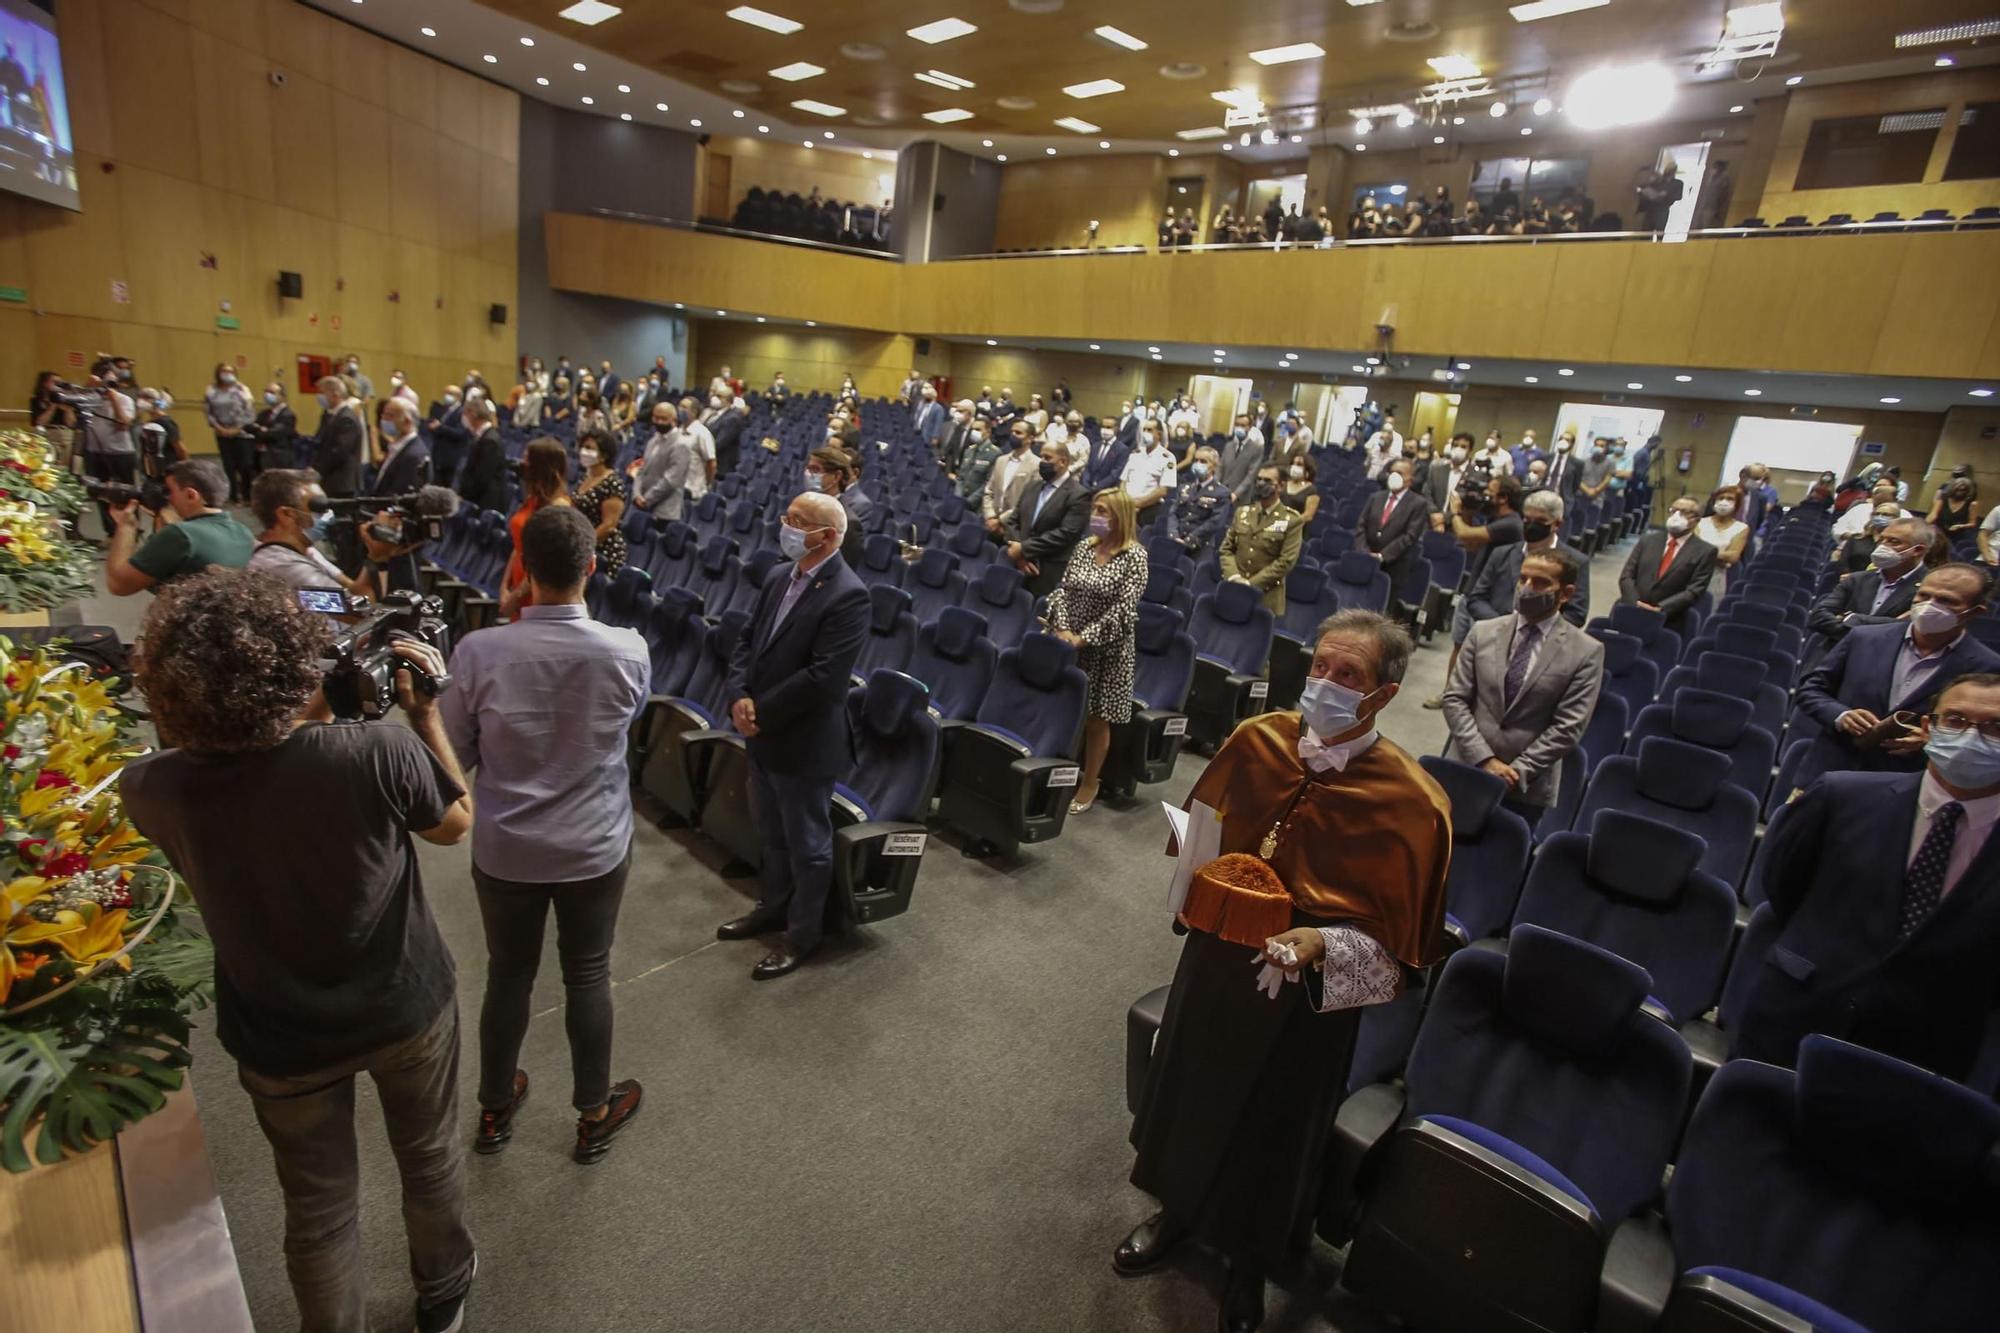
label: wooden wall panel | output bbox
[436,66,486,153]
[1778,237,1907,375]
[267,73,333,214]
[1872,233,2000,381]
[1535,246,1631,364]
[390,42,440,131]
[188,0,265,49]
[190,29,278,204]
[102,1,200,185]
[1688,240,1807,369]
[992,154,1164,251]
[263,0,331,85]
[1609,243,1714,366]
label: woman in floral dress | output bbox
[1045,487,1149,813]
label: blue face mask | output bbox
[305,509,334,543]
[779,523,821,561]
[1299,675,1377,741]
[1190,461,1209,479]
[1926,727,2000,790]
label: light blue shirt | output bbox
[439,603,650,882]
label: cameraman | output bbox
[104,458,253,595]
[1424,472,1525,709]
[80,356,136,537]
[246,468,384,603]
[121,570,476,1333]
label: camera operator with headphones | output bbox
[103,458,254,595]
[121,568,477,1333]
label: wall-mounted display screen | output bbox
[0,0,75,211]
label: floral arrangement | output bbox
[0,427,93,613]
[1,635,211,1171]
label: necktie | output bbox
[1382,493,1398,525]
[1503,620,1541,706]
[1898,802,1961,939]
[1657,537,1679,579]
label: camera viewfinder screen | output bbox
[0,1,75,212]
[297,587,349,615]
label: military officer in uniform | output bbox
[1220,463,1304,614]
[953,418,1002,505]
[1168,445,1236,559]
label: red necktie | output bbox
[1657,537,1679,579]
[1382,493,1398,524]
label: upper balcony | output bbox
[546,210,2000,386]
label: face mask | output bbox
[579,449,599,468]
[304,509,335,543]
[1515,585,1559,620]
[264,391,279,405]
[1254,479,1278,501]
[1299,675,1376,741]
[345,362,358,374]
[1039,459,1062,484]
[1666,513,1693,535]
[218,372,236,386]
[1522,518,1553,542]
[1869,514,1893,530]
[677,409,691,425]
[954,411,969,425]
[1556,439,1572,453]
[1925,727,2000,790]
[1592,450,1607,462]
[1528,473,1547,488]
[654,421,672,436]
[1233,427,1246,440]
[1289,465,1306,481]
[779,524,816,560]
[1088,514,1112,539]
[1713,500,1735,517]
[1872,542,1912,570]
[1190,461,1209,479]
[1142,434,1158,450]
[709,395,721,408]
[1384,472,1405,493]
[1448,447,1467,464]
[805,468,827,490]
[1911,599,1963,636]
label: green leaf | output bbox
[0,1004,191,1172]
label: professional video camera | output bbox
[316,483,459,547]
[313,590,453,721]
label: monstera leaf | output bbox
[0,994,192,1171]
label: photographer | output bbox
[439,506,649,1162]
[1424,472,1525,709]
[245,468,384,603]
[121,569,476,1333]
[80,356,136,536]
[104,458,253,595]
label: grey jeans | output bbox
[237,1002,475,1333]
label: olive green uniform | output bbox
[1219,498,1304,614]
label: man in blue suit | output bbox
[913,382,946,445]
[1080,420,1132,493]
[1792,563,2000,789]
[715,491,871,980]
[1734,672,2000,1081]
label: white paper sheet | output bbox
[1163,799,1222,916]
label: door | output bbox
[705,153,733,222]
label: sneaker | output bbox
[414,1252,477,1333]
[1421,694,1444,709]
[475,1070,528,1155]
[573,1079,643,1165]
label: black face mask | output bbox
[1522,518,1554,543]
[1515,586,1560,621]
[1254,479,1279,501]
[1038,459,1062,484]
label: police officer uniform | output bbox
[1169,476,1235,558]
[955,435,1002,504]
[1219,496,1304,614]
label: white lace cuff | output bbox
[1313,926,1403,1012]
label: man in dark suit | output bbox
[1733,673,2000,1081]
[454,398,507,515]
[1081,421,1132,494]
[1420,434,1473,530]
[1542,436,1581,507]
[1805,517,1932,649]
[710,399,748,480]
[936,399,976,478]
[370,398,433,497]
[426,388,467,488]
[1618,495,1715,632]
[715,492,870,980]
[309,375,367,573]
[1792,564,2000,789]
[1002,442,1092,597]
[1360,458,1433,611]
[1466,489,1589,628]
[1114,399,1141,451]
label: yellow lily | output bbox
[53,904,131,967]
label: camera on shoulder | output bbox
[306,589,453,721]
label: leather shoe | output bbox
[717,909,784,941]
[474,1070,528,1155]
[573,1079,642,1165]
[1111,1211,1187,1276]
[750,944,813,980]
[1219,1260,1265,1333]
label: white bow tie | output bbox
[1298,728,1377,773]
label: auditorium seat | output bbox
[960,561,1035,646]
[686,535,741,615]
[1182,580,1276,753]
[644,519,699,589]
[715,550,780,622]
[1597,1036,2000,1333]
[1267,563,1339,710]
[599,566,655,631]
[1624,689,1777,803]
[1594,603,1681,688]
[1417,755,1532,942]
[1140,561,1194,623]
[1574,738,1760,890]
[688,492,728,544]
[829,670,944,926]
[637,608,749,825]
[1102,602,1197,795]
[1594,631,1662,725]
[905,607,997,723]
[1327,548,1392,614]
[1331,927,1690,1332]
[584,571,610,621]
[1656,650,1786,741]
[934,631,1088,858]
[946,519,997,573]
[905,546,967,626]
[855,532,907,591]
[1512,809,1738,1022]
[852,583,918,682]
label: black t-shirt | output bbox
[122,722,462,1076]
[1469,511,1525,585]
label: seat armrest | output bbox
[831,819,929,925]
[961,723,1036,761]
[1597,1212,1675,1333]
[1315,1082,1406,1246]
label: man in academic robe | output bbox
[1118,609,1453,1333]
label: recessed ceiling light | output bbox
[689,118,701,126]
[1147,346,1160,353]
[1453,115,1466,125]
[1223,143,1234,151]
[617,83,630,93]
[915,69,976,90]
[420,27,436,37]
[1936,55,1956,67]
[1456,362,1471,370]
[1396,110,1415,128]
[1094,25,1147,51]
[1353,365,1369,373]
[1352,143,1364,151]
[823,130,834,139]
[717,310,728,316]
[620,113,632,121]
[1100,140,1111,148]
[807,320,817,326]
[1730,104,1745,113]
[996,153,1007,160]
[1521,127,1534,135]
[1063,78,1126,98]
[1176,126,1227,140]
[1211,88,1261,107]
[802,140,813,148]
[985,338,998,345]
[580,95,594,104]
[862,151,873,158]
[1785,75,1803,85]
[1290,134,1302,143]
[1533,97,1552,115]
[1675,374,1693,382]
[1626,382,1644,390]
[536,77,550,86]
[1744,388,1763,396]
[1557,367,1574,376]
[482,54,498,64]
[1249,42,1325,65]
[794,99,848,117]
[518,36,535,47]
[907,17,977,44]
[1509,0,1608,20]
[770,62,825,81]
[674,302,684,308]
[1089,343,1101,350]
[1490,101,1508,116]
[1433,135,1446,144]
[1213,348,1227,356]
[1879,396,1902,404]
[726,6,803,35]
[1429,54,1482,79]
[1045,147,1057,155]
[923,107,974,123]
[1055,116,1100,133]
[756,316,766,323]
[573,62,588,72]
[1151,353,1163,361]
[558,0,623,24]
[1969,387,1995,397]
[1167,148,1179,156]
[1366,356,1381,365]
[733,109,745,118]
[1525,375,1539,383]
[1355,117,1373,135]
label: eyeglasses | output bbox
[1929,712,2000,741]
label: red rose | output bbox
[40,850,90,878]
[34,769,73,789]
[1,459,27,472]
[0,533,13,546]
[2,744,17,760]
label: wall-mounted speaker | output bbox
[277,270,302,298]
[915,337,931,355]
[489,303,508,325]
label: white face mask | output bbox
[1666,513,1693,535]
[709,395,721,408]
[1713,500,1736,517]
[1448,447,1467,464]
[1289,465,1305,481]
[1385,472,1406,493]
[1911,599,1963,636]
[579,449,600,467]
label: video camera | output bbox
[316,484,459,547]
[314,590,453,721]
[82,466,168,514]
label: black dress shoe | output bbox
[1112,1211,1188,1276]
[573,1079,643,1165]
[474,1070,528,1155]
[750,944,813,980]
[1219,1260,1265,1333]
[717,909,784,941]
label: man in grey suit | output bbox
[1443,545,1604,828]
[631,400,695,522]
[981,419,1037,533]
[1215,420,1262,505]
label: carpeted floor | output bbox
[75,517,1631,1332]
